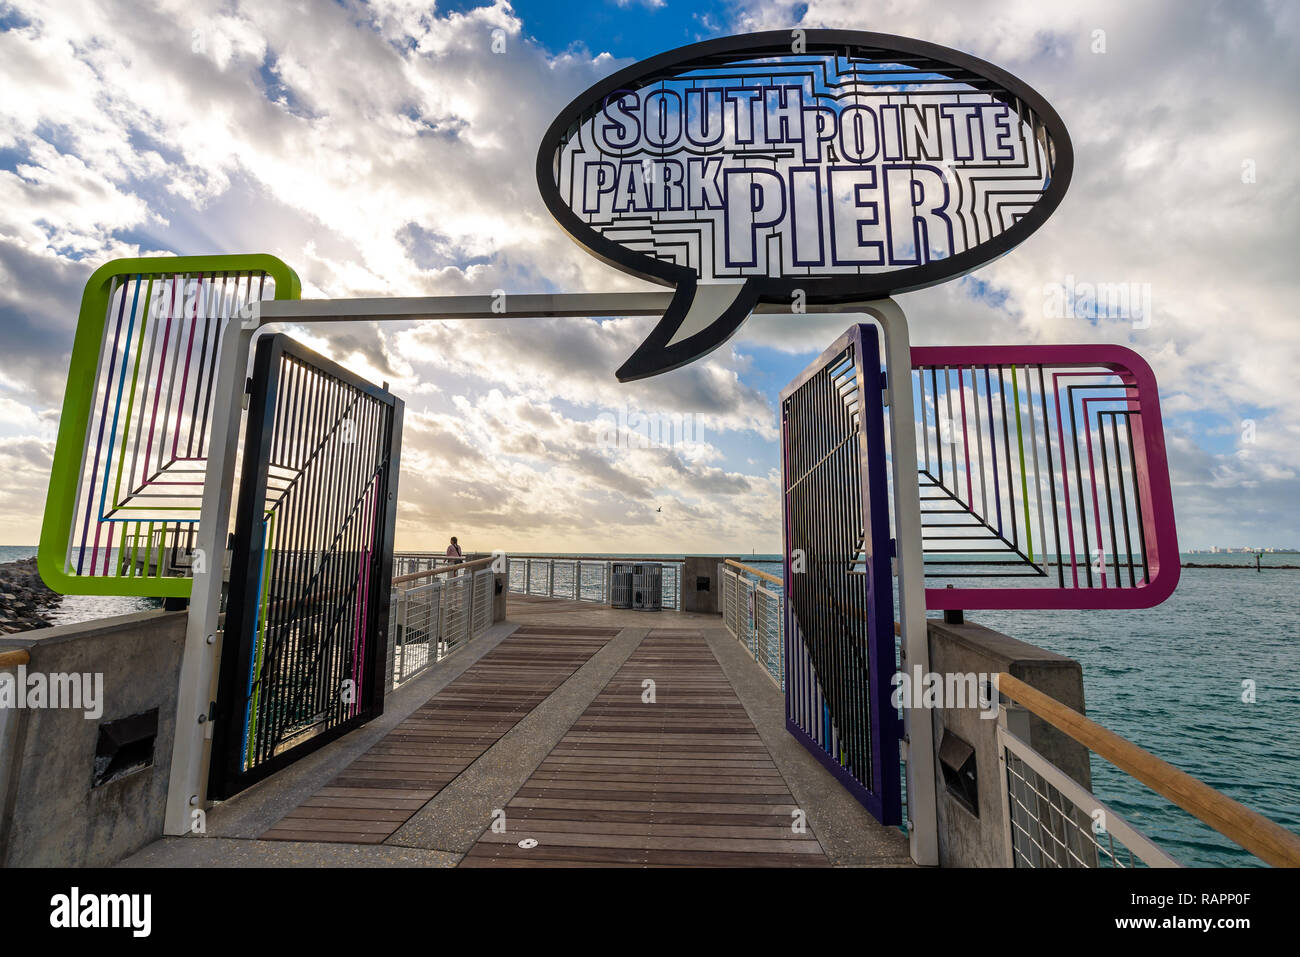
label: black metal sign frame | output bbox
[537,30,1074,380]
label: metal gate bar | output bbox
[208,334,403,800]
[781,323,902,826]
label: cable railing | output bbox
[504,555,683,610]
[1000,721,1177,868]
[997,671,1300,868]
[719,559,784,689]
[387,556,497,689]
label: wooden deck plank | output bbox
[260,627,618,844]
[460,630,830,868]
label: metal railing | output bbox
[997,671,1300,868]
[1000,721,1176,868]
[386,557,497,689]
[505,555,682,609]
[393,552,486,577]
[719,560,784,689]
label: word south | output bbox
[0,665,103,719]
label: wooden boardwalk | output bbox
[123,595,914,869]
[460,627,828,866]
[261,623,620,844]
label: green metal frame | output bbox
[38,254,301,597]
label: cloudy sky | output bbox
[1,0,1297,554]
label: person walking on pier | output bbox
[446,536,464,565]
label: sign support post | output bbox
[863,298,939,867]
[163,315,254,835]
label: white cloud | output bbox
[0,0,1297,552]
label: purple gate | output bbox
[780,324,902,826]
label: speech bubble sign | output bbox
[536,30,1073,381]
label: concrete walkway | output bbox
[119,596,912,868]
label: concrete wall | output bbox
[926,618,1091,868]
[681,556,737,615]
[0,610,186,867]
[493,571,507,621]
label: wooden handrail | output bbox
[723,558,782,587]
[392,555,496,585]
[0,649,31,668]
[997,671,1300,868]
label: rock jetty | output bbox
[0,557,62,633]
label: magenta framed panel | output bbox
[909,344,1178,611]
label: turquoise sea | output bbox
[6,544,1297,866]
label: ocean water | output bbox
[6,544,1296,866]
[0,545,161,624]
[735,550,1300,868]
[975,563,1300,868]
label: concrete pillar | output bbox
[925,617,1091,867]
[492,571,507,622]
[681,556,738,614]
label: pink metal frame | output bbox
[910,344,1180,611]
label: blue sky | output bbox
[508,0,743,56]
[1,0,1298,554]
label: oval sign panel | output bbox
[537,30,1072,380]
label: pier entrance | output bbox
[207,334,404,800]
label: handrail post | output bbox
[995,701,1028,867]
[461,576,471,646]
[466,574,477,645]
[396,585,409,683]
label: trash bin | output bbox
[632,562,663,612]
[611,562,634,609]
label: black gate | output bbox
[208,334,403,799]
[780,323,902,825]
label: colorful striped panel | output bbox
[38,255,300,597]
[911,344,1179,610]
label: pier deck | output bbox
[120,596,913,868]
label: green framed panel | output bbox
[38,254,301,597]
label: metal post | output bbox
[163,312,253,834]
[461,578,471,646]
[466,573,476,643]
[397,586,409,682]
[861,298,939,867]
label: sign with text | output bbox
[537,30,1072,380]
